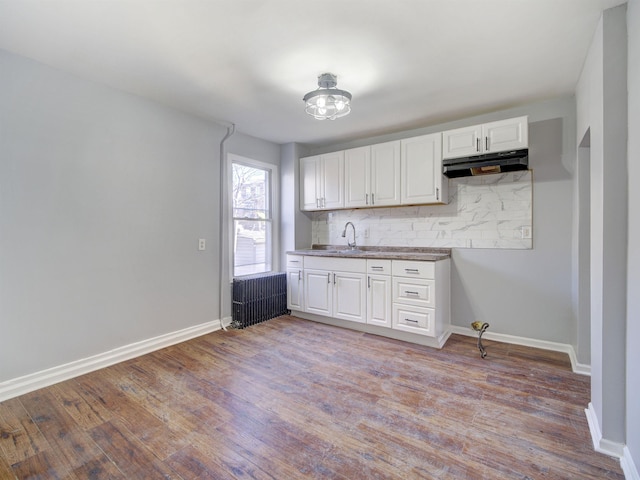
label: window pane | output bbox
[233,164,269,213]
[234,220,271,276]
[232,162,272,277]
[233,207,267,219]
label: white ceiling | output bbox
[0,0,626,146]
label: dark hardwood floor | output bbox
[0,315,624,479]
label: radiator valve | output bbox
[471,321,490,358]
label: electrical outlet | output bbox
[521,226,532,239]
[364,228,370,238]
[198,238,206,251]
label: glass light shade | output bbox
[303,73,352,120]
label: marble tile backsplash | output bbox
[311,171,533,249]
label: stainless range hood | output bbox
[442,149,528,178]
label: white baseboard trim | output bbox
[448,325,590,376]
[0,319,223,402]
[621,445,640,480]
[292,310,449,349]
[585,402,625,459]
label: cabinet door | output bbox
[286,268,304,311]
[300,156,319,210]
[371,141,401,206]
[304,269,332,316]
[483,116,528,153]
[401,133,447,205]
[344,146,370,208]
[333,271,367,323]
[320,151,344,209]
[442,125,482,159]
[367,274,391,328]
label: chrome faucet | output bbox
[341,222,357,249]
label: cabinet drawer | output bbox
[392,260,434,279]
[367,259,391,275]
[286,255,304,268]
[392,278,435,307]
[392,304,434,336]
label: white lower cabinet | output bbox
[303,257,367,323]
[393,304,434,336]
[391,259,449,338]
[287,268,304,311]
[333,271,367,323]
[367,259,392,328]
[392,277,435,307]
[289,254,450,346]
[286,255,305,311]
[304,268,333,316]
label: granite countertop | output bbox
[287,245,451,261]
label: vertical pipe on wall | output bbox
[219,123,235,330]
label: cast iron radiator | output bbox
[231,272,288,328]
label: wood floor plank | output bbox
[165,444,225,480]
[0,315,625,479]
[49,382,113,430]
[10,450,81,480]
[0,398,50,466]
[101,365,194,460]
[0,452,16,480]
[257,392,449,479]
[188,427,290,480]
[18,389,126,479]
[75,367,189,461]
[89,419,183,479]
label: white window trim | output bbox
[228,154,279,279]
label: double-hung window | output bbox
[231,156,275,277]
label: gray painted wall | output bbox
[452,117,573,342]
[575,3,627,447]
[574,141,591,366]
[0,49,279,382]
[295,97,577,344]
[626,0,640,471]
[280,142,311,271]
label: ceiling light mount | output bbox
[303,73,352,120]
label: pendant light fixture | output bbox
[303,73,352,120]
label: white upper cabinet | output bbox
[442,116,528,160]
[299,151,344,211]
[344,141,400,208]
[484,117,528,153]
[371,141,401,206]
[441,125,482,159]
[301,119,527,210]
[321,151,344,209]
[344,146,370,208]
[400,133,448,205]
[300,156,320,210]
